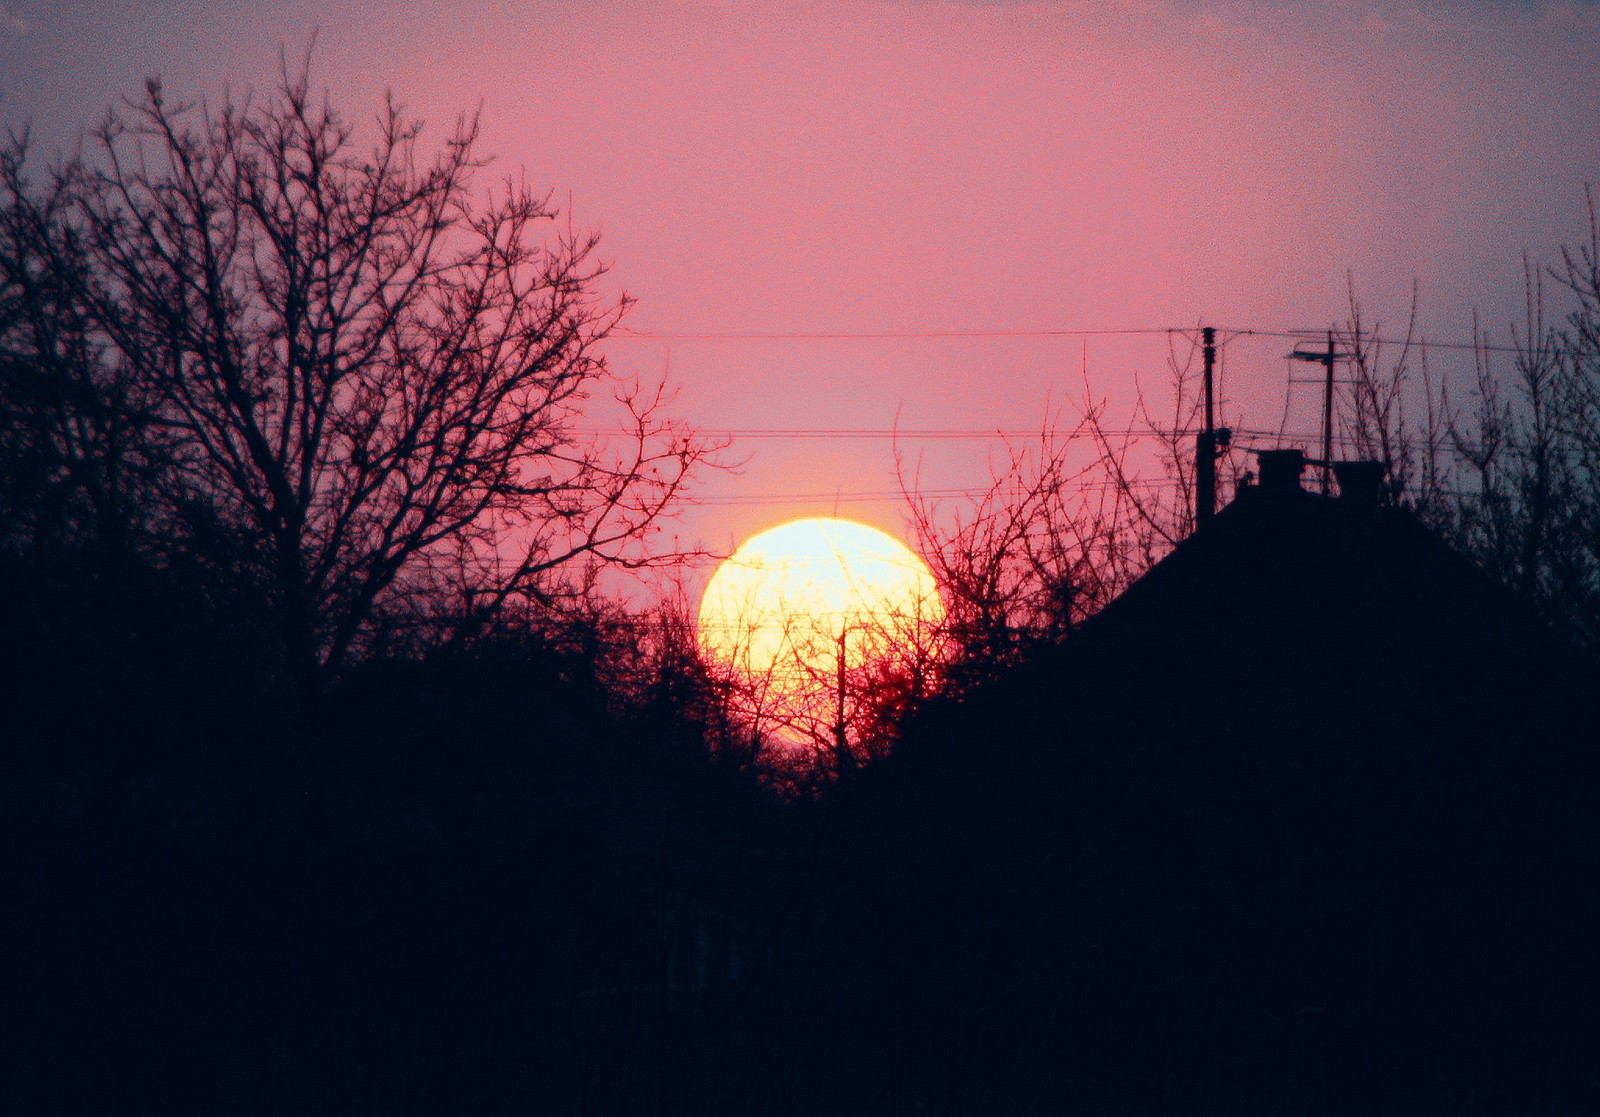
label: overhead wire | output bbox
[611,326,1182,341]
[575,426,1197,440]
[588,321,1581,512]
[1210,326,1529,355]
[693,477,1181,506]
[609,322,1536,354]
[578,422,1565,458]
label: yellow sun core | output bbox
[696,517,945,748]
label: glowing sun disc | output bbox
[696,518,945,728]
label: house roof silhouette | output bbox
[844,448,1600,1107]
[1072,448,1590,744]
[880,450,1600,1105]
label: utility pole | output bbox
[1195,326,1219,527]
[1320,330,1335,495]
[833,625,849,767]
[1289,332,1348,496]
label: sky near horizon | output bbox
[4,0,1598,567]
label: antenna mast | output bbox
[1289,332,1350,496]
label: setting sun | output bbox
[697,518,945,754]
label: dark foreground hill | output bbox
[7,467,1600,1114]
[2,572,781,1115]
[842,465,1600,1110]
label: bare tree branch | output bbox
[2,65,718,697]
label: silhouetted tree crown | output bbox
[0,65,712,696]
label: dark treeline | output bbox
[10,476,1600,1113]
[7,69,1600,1114]
[2,572,769,1112]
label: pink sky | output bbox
[5,0,1599,573]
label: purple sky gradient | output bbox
[5,0,1598,577]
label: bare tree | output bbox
[0,135,167,562]
[1335,278,1442,510]
[1335,196,1600,654]
[897,420,1096,684]
[898,336,1241,691]
[1081,332,1247,556]
[1547,187,1600,646]
[5,64,714,695]
[686,557,944,792]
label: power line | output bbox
[608,322,1535,355]
[694,477,1180,506]
[611,326,1180,341]
[1213,326,1529,355]
[577,426,1194,440]
[574,421,1585,462]
[700,428,1061,440]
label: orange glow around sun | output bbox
[697,517,945,757]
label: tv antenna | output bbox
[1288,331,1353,495]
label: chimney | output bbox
[1333,460,1385,508]
[1256,449,1307,495]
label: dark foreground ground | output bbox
[7,545,1600,1114]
